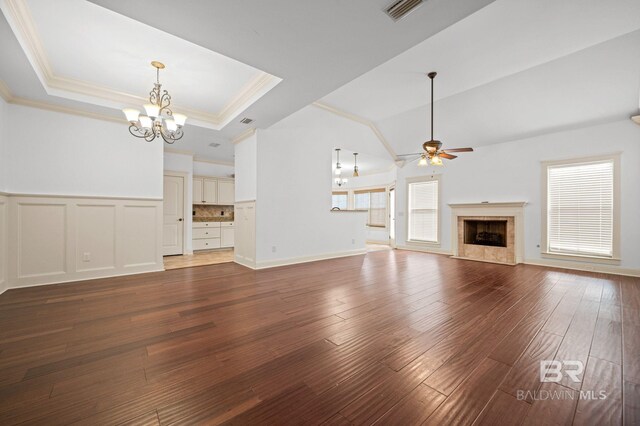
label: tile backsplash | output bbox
[193,205,234,220]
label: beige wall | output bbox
[3,194,163,290]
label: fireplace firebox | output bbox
[463,220,507,247]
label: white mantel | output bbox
[449,202,527,264]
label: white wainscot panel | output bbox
[0,196,7,292]
[123,205,159,268]
[76,204,116,272]
[18,203,67,278]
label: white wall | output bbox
[234,133,257,202]
[0,97,8,192]
[255,126,367,266]
[6,104,163,198]
[193,160,234,178]
[396,119,640,273]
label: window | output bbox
[407,176,439,243]
[331,191,348,210]
[354,188,386,227]
[544,156,619,259]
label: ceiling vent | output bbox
[208,142,221,148]
[240,117,254,124]
[385,0,424,21]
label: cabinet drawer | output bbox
[220,222,234,228]
[193,238,221,250]
[193,222,221,229]
[193,227,220,239]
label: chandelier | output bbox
[334,148,348,187]
[122,61,187,144]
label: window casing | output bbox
[407,176,439,244]
[542,155,620,261]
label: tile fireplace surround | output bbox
[449,202,526,265]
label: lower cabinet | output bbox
[193,221,234,250]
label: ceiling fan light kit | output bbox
[122,61,187,144]
[398,71,473,166]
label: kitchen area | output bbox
[163,174,236,270]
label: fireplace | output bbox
[464,220,507,247]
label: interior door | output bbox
[163,175,184,256]
[389,187,396,248]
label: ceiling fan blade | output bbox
[397,153,423,157]
[439,152,457,160]
[444,147,474,152]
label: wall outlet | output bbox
[272,246,277,253]
[221,211,224,216]
[83,252,91,262]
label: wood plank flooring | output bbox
[0,249,638,425]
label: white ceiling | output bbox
[2,0,638,166]
[321,0,640,122]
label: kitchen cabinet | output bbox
[218,180,235,205]
[193,177,218,204]
[221,222,235,248]
[192,221,221,250]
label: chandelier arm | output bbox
[129,124,153,139]
[159,91,172,116]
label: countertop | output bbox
[193,216,234,222]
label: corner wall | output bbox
[396,119,640,275]
[1,104,165,292]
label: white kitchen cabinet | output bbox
[202,179,217,204]
[221,227,234,248]
[192,221,222,250]
[218,180,235,205]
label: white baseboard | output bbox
[524,258,640,277]
[396,244,453,256]
[254,248,367,270]
[234,257,256,269]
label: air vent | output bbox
[240,117,253,124]
[385,0,424,21]
[208,142,221,148]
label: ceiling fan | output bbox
[398,72,473,166]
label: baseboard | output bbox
[254,248,367,270]
[4,266,165,291]
[396,244,453,256]
[524,258,640,277]
[234,257,256,270]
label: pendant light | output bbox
[353,153,359,177]
[334,148,342,175]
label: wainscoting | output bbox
[5,194,164,289]
[0,195,7,293]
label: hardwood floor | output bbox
[164,249,235,270]
[0,250,638,425]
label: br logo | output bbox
[540,360,584,383]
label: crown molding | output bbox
[1,0,281,131]
[164,148,194,157]
[232,127,256,144]
[0,78,125,123]
[311,101,398,161]
[0,80,13,102]
[193,157,234,167]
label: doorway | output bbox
[163,174,185,256]
[389,186,396,248]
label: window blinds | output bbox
[547,160,614,257]
[331,192,348,210]
[408,180,438,242]
[354,188,386,227]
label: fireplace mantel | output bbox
[449,201,527,265]
[449,202,527,208]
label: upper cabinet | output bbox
[218,181,235,205]
[193,177,234,205]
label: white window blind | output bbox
[332,192,348,210]
[354,189,386,227]
[547,160,614,257]
[408,180,438,242]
